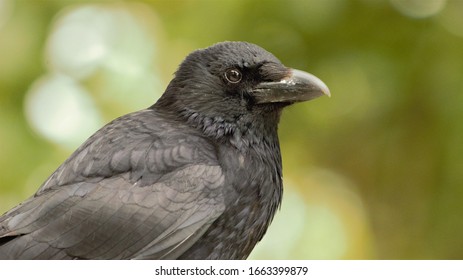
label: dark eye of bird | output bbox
[224,68,242,83]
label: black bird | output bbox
[0,41,329,259]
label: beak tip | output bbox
[322,86,331,98]
[291,69,331,99]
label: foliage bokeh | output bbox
[0,0,462,259]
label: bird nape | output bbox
[0,41,329,260]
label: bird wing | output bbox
[0,110,225,259]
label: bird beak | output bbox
[253,69,330,104]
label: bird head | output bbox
[155,41,330,139]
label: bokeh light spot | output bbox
[45,3,160,112]
[299,204,347,259]
[46,5,114,79]
[249,188,308,259]
[24,73,103,149]
[390,0,446,18]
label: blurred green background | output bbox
[1,0,462,259]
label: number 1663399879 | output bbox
[248,266,309,276]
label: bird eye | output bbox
[224,69,242,83]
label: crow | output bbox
[0,41,329,259]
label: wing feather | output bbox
[0,110,225,259]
